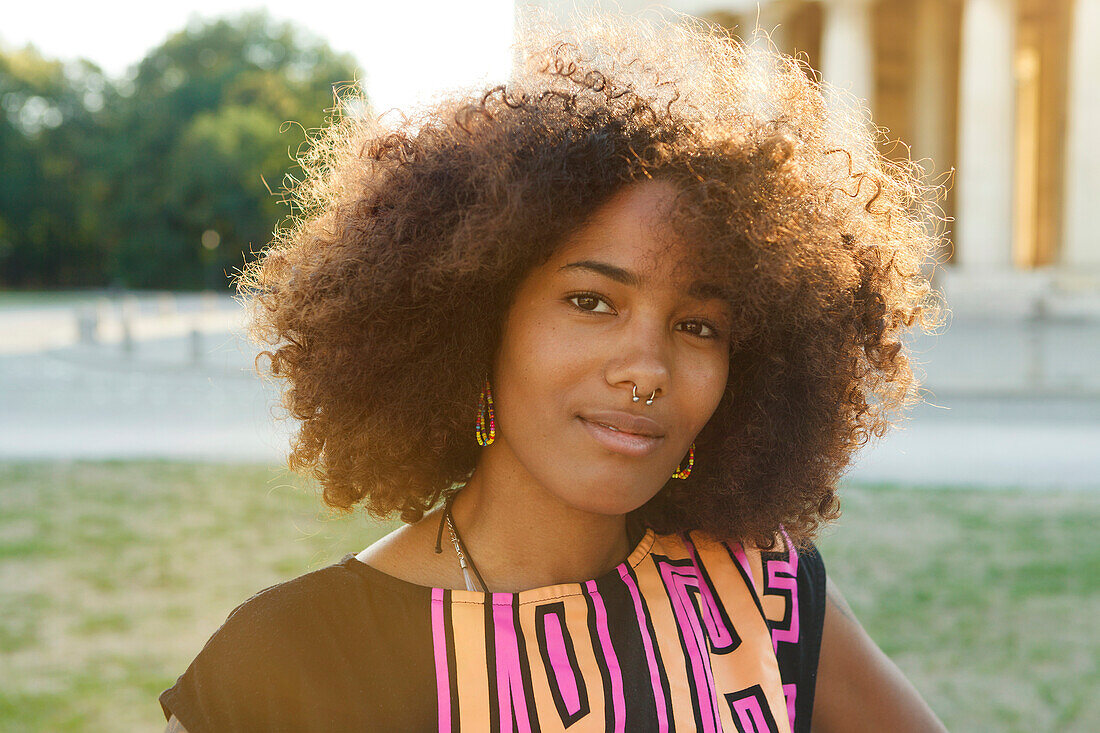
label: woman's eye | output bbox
[567,294,722,339]
[679,320,719,339]
[567,293,614,314]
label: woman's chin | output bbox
[554,479,659,517]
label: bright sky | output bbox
[0,0,517,113]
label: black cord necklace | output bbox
[432,493,647,594]
[434,493,490,592]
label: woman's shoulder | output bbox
[217,555,381,626]
[160,555,436,730]
[176,557,379,668]
[172,550,430,686]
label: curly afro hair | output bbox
[238,7,946,549]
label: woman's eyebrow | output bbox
[558,260,640,287]
[558,259,725,302]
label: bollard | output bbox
[121,316,134,355]
[77,307,98,345]
[1025,297,1046,390]
[190,327,203,364]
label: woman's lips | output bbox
[578,416,664,457]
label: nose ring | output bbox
[632,384,657,406]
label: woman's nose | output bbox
[604,316,672,399]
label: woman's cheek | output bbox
[497,312,578,403]
[523,313,592,371]
[672,349,725,412]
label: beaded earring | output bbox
[475,379,496,446]
[672,442,694,479]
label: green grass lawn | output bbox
[0,461,1096,731]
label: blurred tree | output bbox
[165,104,290,288]
[0,48,112,286]
[0,10,359,289]
[104,11,358,289]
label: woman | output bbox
[162,8,948,732]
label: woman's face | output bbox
[487,179,732,516]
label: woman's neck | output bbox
[450,464,632,593]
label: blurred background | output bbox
[1,0,1096,730]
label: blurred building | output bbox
[526,0,1100,324]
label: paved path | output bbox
[0,331,288,462]
[847,394,1100,489]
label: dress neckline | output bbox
[342,527,658,605]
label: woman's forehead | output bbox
[547,188,716,292]
[582,178,682,234]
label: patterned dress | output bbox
[160,529,826,732]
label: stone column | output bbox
[1061,0,1100,271]
[820,0,875,110]
[955,0,1016,270]
[911,0,952,178]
